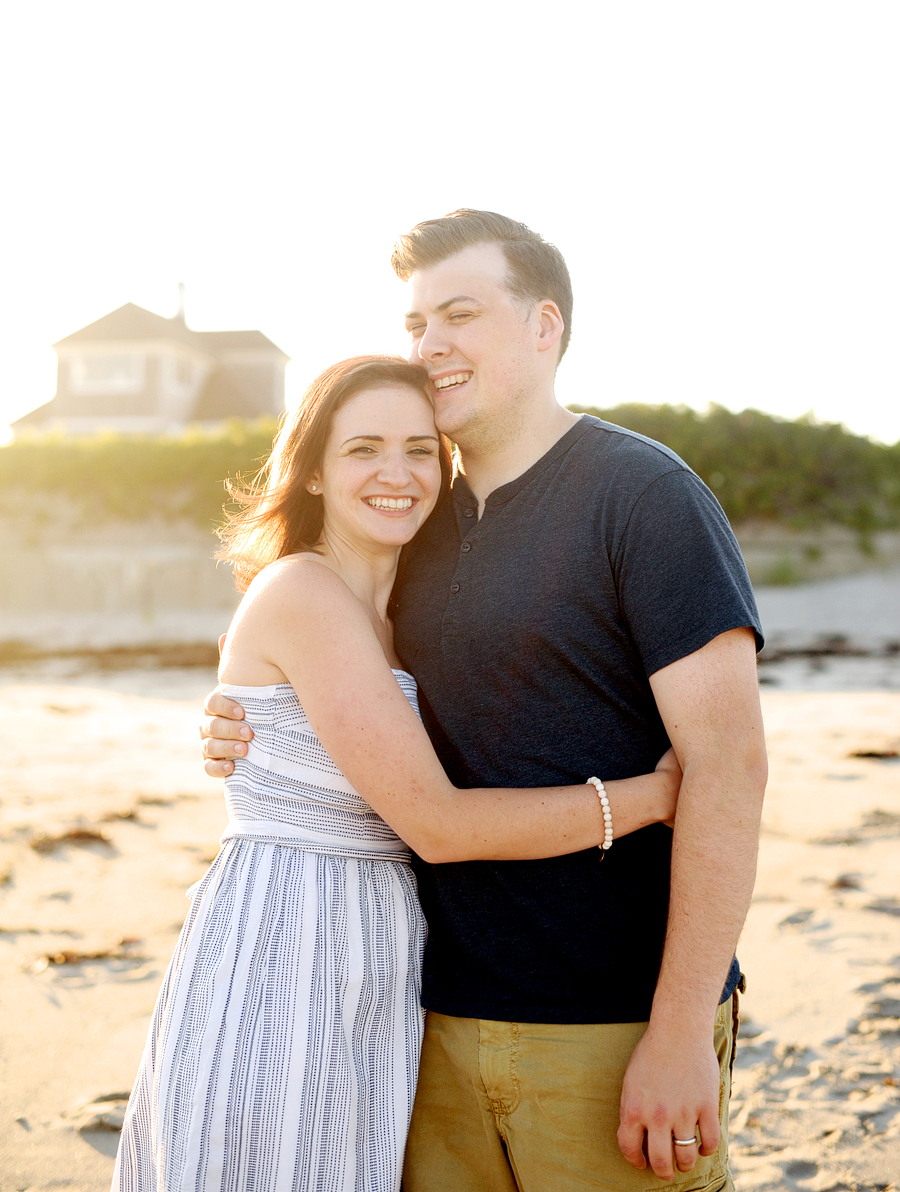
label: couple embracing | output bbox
[113,210,766,1191]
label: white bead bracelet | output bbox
[587,777,613,859]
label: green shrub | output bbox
[1,420,278,530]
[572,403,900,533]
[4,407,899,537]
[762,557,802,586]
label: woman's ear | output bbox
[306,473,321,494]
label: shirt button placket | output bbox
[451,533,474,596]
[449,503,477,602]
[443,505,475,657]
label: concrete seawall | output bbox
[1,516,240,651]
[2,514,899,653]
[735,523,900,587]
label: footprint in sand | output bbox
[61,1092,131,1133]
[778,908,816,929]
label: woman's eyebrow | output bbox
[340,434,439,447]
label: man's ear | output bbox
[535,300,564,354]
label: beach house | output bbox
[13,298,289,436]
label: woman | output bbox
[113,356,681,1192]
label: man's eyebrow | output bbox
[404,295,485,321]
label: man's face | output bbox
[404,242,540,446]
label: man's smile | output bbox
[431,372,472,392]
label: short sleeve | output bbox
[613,468,764,676]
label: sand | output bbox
[731,691,900,1191]
[1,675,898,1191]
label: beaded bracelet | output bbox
[587,777,613,859]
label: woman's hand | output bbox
[601,748,683,841]
[654,747,682,828]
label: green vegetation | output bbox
[572,404,900,540]
[761,556,802,587]
[2,407,899,540]
[1,420,278,530]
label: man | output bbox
[202,210,767,1190]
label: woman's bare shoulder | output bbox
[248,553,356,607]
[235,556,375,656]
[221,555,375,685]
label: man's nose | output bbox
[413,323,450,363]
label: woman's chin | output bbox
[361,511,430,548]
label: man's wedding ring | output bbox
[673,1137,698,1146]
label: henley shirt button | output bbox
[460,542,471,552]
[450,582,460,593]
[463,508,475,517]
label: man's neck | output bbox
[456,403,581,511]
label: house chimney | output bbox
[177,282,186,323]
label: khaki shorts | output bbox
[402,996,737,1192]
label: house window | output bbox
[70,355,144,395]
[163,354,198,392]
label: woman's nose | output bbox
[377,452,411,484]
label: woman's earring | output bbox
[310,485,317,491]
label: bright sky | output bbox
[2,2,898,444]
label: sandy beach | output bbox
[1,661,898,1190]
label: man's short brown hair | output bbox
[391,209,573,359]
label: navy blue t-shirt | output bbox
[393,416,763,1023]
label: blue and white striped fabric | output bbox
[113,672,426,1192]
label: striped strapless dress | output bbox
[113,671,426,1192]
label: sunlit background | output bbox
[2,0,898,443]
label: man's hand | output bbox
[617,1020,720,1180]
[617,627,766,1181]
[200,689,252,777]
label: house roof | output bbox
[53,304,199,349]
[10,401,54,429]
[53,303,288,358]
[195,328,288,354]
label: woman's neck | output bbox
[312,532,400,626]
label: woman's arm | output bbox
[214,560,680,864]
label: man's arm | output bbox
[201,634,251,778]
[201,689,253,777]
[617,627,767,1181]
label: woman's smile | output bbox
[364,495,415,511]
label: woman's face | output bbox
[310,384,442,552]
